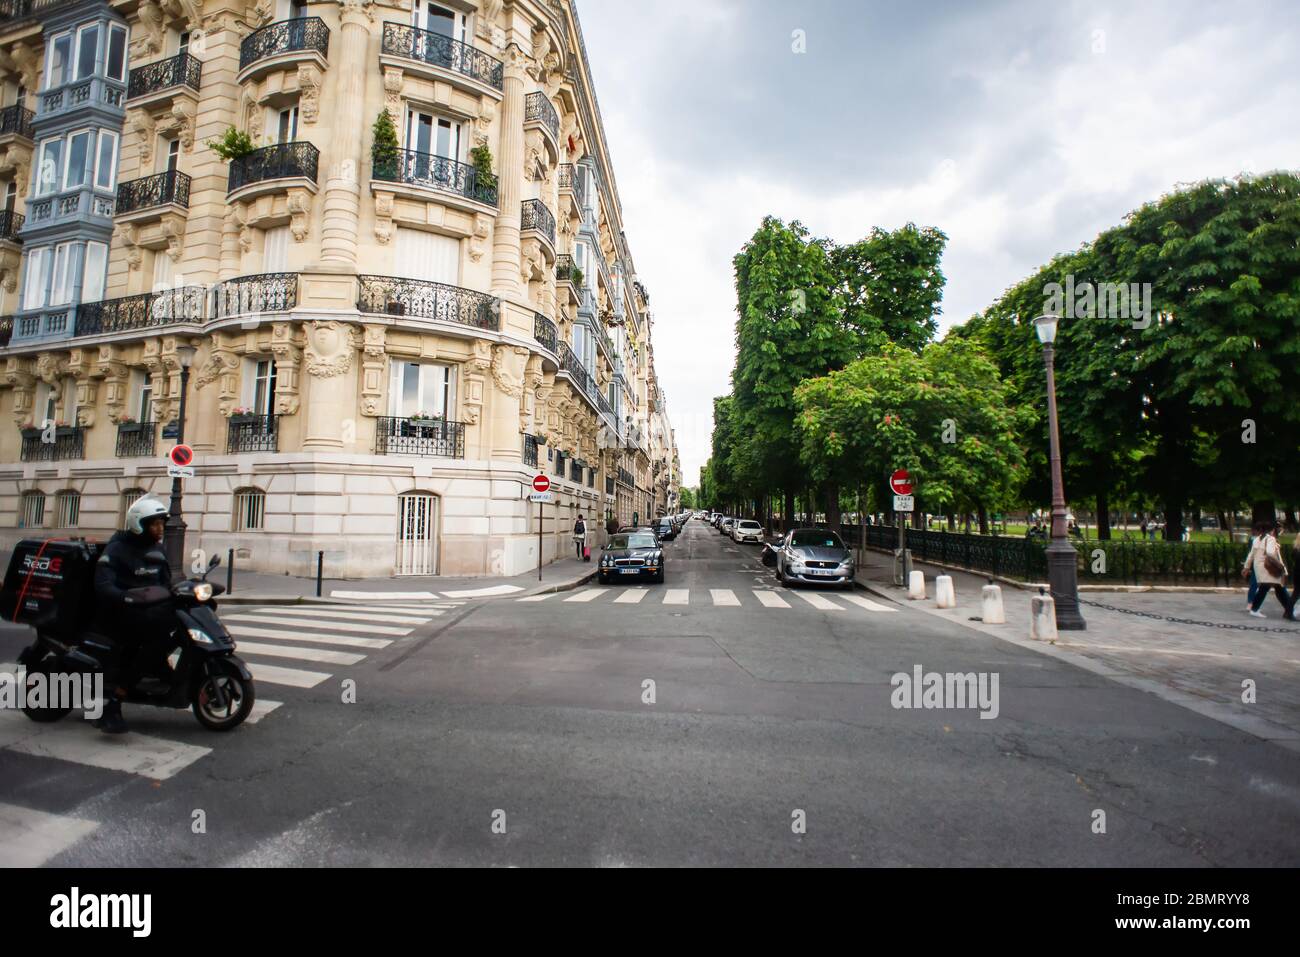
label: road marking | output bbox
[235,641,366,666]
[224,614,412,637]
[0,710,212,781]
[246,700,282,724]
[330,590,439,600]
[753,590,790,608]
[663,589,689,605]
[252,607,431,625]
[0,801,99,867]
[228,625,391,650]
[710,589,741,606]
[795,591,844,611]
[1054,642,1256,660]
[516,594,551,602]
[244,662,332,689]
[614,589,648,604]
[840,594,898,613]
[563,589,603,602]
[440,584,524,598]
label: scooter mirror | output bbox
[208,554,221,569]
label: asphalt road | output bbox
[2,519,1298,866]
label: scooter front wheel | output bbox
[21,658,74,723]
[192,669,255,731]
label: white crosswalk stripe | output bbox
[234,641,366,667]
[0,801,98,867]
[564,589,603,602]
[252,607,432,625]
[753,590,791,608]
[795,591,844,611]
[710,589,741,606]
[0,709,211,780]
[245,662,332,689]
[516,594,551,602]
[663,589,690,605]
[225,613,414,636]
[228,625,392,649]
[613,589,648,604]
[840,594,898,613]
[506,586,901,613]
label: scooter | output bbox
[18,555,256,731]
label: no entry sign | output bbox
[532,474,551,493]
[889,469,912,496]
[169,444,193,468]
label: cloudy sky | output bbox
[576,0,1300,487]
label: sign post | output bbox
[889,470,913,586]
[531,474,551,581]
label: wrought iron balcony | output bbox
[558,165,586,207]
[0,315,12,347]
[128,52,202,100]
[555,253,583,287]
[228,141,319,193]
[521,199,555,246]
[523,433,538,468]
[372,148,497,206]
[556,339,590,394]
[227,413,278,453]
[525,92,558,138]
[115,420,156,458]
[617,467,635,488]
[375,416,465,458]
[380,22,503,91]
[533,312,557,352]
[240,17,330,72]
[116,169,191,215]
[357,275,498,330]
[212,273,299,319]
[0,104,34,139]
[75,286,205,337]
[20,425,84,462]
[0,209,23,242]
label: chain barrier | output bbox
[1077,597,1300,634]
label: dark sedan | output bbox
[654,517,677,541]
[598,531,666,584]
[774,528,856,589]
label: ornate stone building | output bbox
[0,0,678,576]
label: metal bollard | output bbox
[316,550,324,598]
[981,580,1005,624]
[1030,587,1057,641]
[908,569,926,600]
[935,575,956,608]
[226,548,234,595]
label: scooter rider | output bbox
[92,497,175,733]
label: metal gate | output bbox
[396,493,438,576]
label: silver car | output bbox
[775,528,856,589]
[734,520,763,544]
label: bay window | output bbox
[36,139,62,196]
[95,131,118,190]
[63,129,93,190]
[45,33,72,89]
[74,24,100,81]
[106,25,127,83]
[83,242,108,303]
[389,361,456,419]
[22,246,51,309]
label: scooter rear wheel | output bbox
[21,658,74,723]
[192,670,255,731]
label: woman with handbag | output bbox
[573,514,587,560]
[1245,523,1295,619]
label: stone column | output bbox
[319,0,372,266]
[301,321,356,450]
[490,46,529,297]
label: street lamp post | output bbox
[1034,315,1086,630]
[164,344,197,580]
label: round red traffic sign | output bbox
[170,444,193,467]
[889,469,912,495]
[532,474,551,493]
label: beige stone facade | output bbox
[0,0,678,577]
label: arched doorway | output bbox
[396,492,439,576]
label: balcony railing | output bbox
[357,275,498,330]
[617,467,635,488]
[525,92,559,138]
[523,433,538,468]
[228,141,319,193]
[115,421,156,458]
[75,286,205,337]
[380,22,503,90]
[127,52,202,100]
[375,416,465,458]
[0,104,34,139]
[556,340,590,394]
[240,17,330,71]
[555,253,583,287]
[533,312,557,353]
[0,209,23,242]
[212,273,298,318]
[521,199,555,246]
[116,169,191,215]
[372,148,497,206]
[20,426,84,462]
[227,414,278,453]
[558,164,585,207]
[0,316,11,347]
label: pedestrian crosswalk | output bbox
[521,587,899,613]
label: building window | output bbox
[135,376,154,422]
[119,488,145,526]
[45,33,72,89]
[74,23,100,82]
[83,241,108,302]
[22,245,51,309]
[251,359,277,416]
[95,131,118,190]
[405,109,462,161]
[36,138,62,196]
[275,106,299,144]
[63,129,93,190]
[412,1,466,39]
[233,488,266,532]
[49,242,74,306]
[106,25,127,83]
[388,361,455,418]
[54,490,80,527]
[20,491,46,528]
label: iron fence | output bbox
[372,148,497,206]
[227,414,278,453]
[240,16,330,71]
[380,22,503,90]
[375,416,465,458]
[115,421,156,457]
[228,141,319,192]
[116,169,191,214]
[128,51,201,99]
[357,275,498,329]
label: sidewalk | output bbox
[852,548,1300,752]
[212,554,597,605]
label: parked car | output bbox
[774,528,856,589]
[654,517,677,541]
[733,520,763,544]
[720,518,736,537]
[598,531,665,584]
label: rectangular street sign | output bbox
[529,491,555,503]
[893,494,914,512]
[168,464,196,479]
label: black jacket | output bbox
[94,531,172,623]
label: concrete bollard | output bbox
[935,575,956,608]
[980,581,1005,624]
[1030,589,1057,641]
[908,570,926,600]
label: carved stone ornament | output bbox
[195,350,238,390]
[298,64,322,124]
[373,191,394,244]
[287,188,312,242]
[470,338,492,372]
[304,321,356,378]
[131,111,157,166]
[467,213,491,262]
[490,345,528,399]
[383,67,403,122]
[34,353,68,387]
[476,0,504,40]
[131,0,166,60]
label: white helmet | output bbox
[125,497,169,535]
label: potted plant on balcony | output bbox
[117,415,144,433]
[371,110,399,181]
[569,265,584,288]
[534,431,548,446]
[229,406,258,425]
[18,421,44,440]
[208,126,256,162]
[469,143,497,200]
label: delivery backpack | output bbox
[1,538,103,638]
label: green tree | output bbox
[833,223,948,353]
[371,110,399,180]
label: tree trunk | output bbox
[1191,507,1202,532]
[1164,502,1184,541]
[826,482,841,529]
[1095,490,1111,540]
[783,488,795,534]
[978,505,989,535]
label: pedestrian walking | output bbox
[1288,526,1300,620]
[1245,521,1263,610]
[573,514,588,561]
[1244,522,1294,619]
